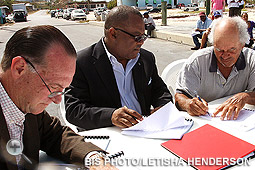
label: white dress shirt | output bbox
[102,39,142,114]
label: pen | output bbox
[195,94,210,116]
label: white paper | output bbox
[121,102,193,139]
[201,106,255,132]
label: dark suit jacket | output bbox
[65,39,172,130]
[0,108,102,170]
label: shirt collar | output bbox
[209,49,246,72]
[0,82,25,126]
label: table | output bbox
[78,96,255,170]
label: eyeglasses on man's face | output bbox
[22,57,70,98]
[113,27,148,42]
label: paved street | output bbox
[0,10,194,124]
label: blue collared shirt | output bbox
[102,39,142,114]
[197,17,212,30]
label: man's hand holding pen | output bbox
[185,94,209,116]
[111,106,143,128]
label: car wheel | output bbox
[185,8,189,11]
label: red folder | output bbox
[161,124,255,170]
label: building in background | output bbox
[117,0,205,9]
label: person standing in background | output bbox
[227,0,241,17]
[211,0,225,17]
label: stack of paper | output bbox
[201,105,255,132]
[121,102,193,139]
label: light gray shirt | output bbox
[176,47,255,102]
[102,39,142,114]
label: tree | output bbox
[107,0,117,9]
[0,0,14,11]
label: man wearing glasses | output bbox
[0,25,115,169]
[175,17,255,121]
[65,5,172,130]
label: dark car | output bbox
[50,10,56,18]
[149,8,161,13]
[13,10,27,22]
[167,4,172,9]
[176,3,185,8]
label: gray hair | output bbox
[208,17,249,45]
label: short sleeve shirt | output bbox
[176,47,255,102]
[197,18,212,30]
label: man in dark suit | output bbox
[65,5,172,130]
[0,25,115,170]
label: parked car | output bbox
[6,14,14,22]
[63,8,75,20]
[71,9,87,21]
[94,7,105,17]
[146,4,153,10]
[55,9,64,18]
[167,4,172,9]
[82,8,89,15]
[157,4,172,9]
[13,10,27,22]
[176,3,185,8]
[149,8,161,13]
[245,3,254,8]
[50,10,56,18]
[181,4,199,11]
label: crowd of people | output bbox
[1,4,255,170]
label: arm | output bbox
[175,93,208,116]
[64,61,116,130]
[65,52,142,130]
[38,111,103,166]
[148,52,173,110]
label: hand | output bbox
[90,157,118,170]
[111,106,143,128]
[186,97,208,116]
[213,93,248,120]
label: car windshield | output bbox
[69,9,75,12]
[74,10,83,13]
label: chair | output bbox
[161,59,187,100]
[60,95,78,133]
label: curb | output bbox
[88,20,193,46]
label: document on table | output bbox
[200,105,255,132]
[121,102,193,139]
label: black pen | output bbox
[196,94,210,116]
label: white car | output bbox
[181,4,199,11]
[146,4,153,10]
[71,9,87,21]
[63,8,75,20]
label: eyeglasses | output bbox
[214,47,237,55]
[22,57,70,98]
[113,27,147,42]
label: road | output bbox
[0,10,194,124]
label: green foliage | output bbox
[0,0,14,11]
[107,0,117,9]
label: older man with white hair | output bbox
[175,17,255,121]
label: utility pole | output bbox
[161,1,167,26]
[206,0,210,16]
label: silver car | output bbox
[63,8,75,20]
[71,9,87,21]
